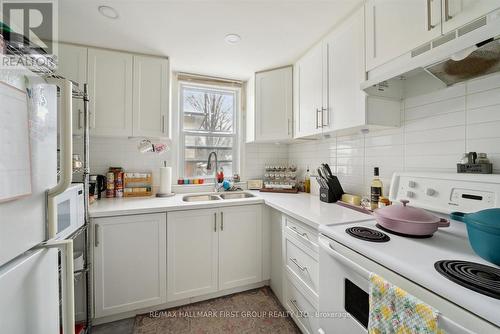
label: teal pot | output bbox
[450,209,500,266]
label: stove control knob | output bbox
[408,181,416,188]
[426,188,436,196]
[406,191,415,198]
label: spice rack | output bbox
[124,173,153,197]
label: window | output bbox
[180,83,239,179]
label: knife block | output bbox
[320,186,336,203]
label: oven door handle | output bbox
[320,238,370,278]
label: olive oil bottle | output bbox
[370,167,383,210]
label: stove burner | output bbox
[435,260,500,300]
[346,226,390,242]
[375,224,433,239]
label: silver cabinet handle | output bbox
[94,224,99,247]
[78,109,83,129]
[289,257,308,272]
[444,0,452,21]
[427,0,436,30]
[321,107,329,127]
[287,118,291,136]
[289,226,309,240]
[161,115,166,133]
[290,299,308,317]
[214,212,217,232]
[315,108,323,129]
[220,212,224,231]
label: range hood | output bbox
[425,36,500,86]
[362,10,500,98]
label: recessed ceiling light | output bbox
[98,5,119,19]
[224,34,241,45]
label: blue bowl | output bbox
[451,210,500,266]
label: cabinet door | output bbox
[167,209,219,301]
[56,43,87,135]
[219,205,262,290]
[93,213,167,317]
[87,48,133,137]
[132,55,169,138]
[365,0,442,71]
[295,43,324,138]
[328,8,367,132]
[255,66,293,142]
[442,0,500,33]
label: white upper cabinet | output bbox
[441,0,500,33]
[132,55,169,138]
[327,7,400,133]
[87,48,133,137]
[93,213,167,318]
[295,43,327,138]
[253,66,293,142]
[326,8,366,132]
[365,0,442,71]
[55,43,87,136]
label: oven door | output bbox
[319,236,369,334]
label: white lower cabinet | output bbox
[166,208,219,301]
[93,213,167,318]
[282,214,320,333]
[285,277,319,334]
[219,205,263,290]
[167,205,263,302]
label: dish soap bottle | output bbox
[304,166,311,193]
[370,167,383,210]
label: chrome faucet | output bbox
[206,151,221,191]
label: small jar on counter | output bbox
[378,196,390,208]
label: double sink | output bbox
[182,192,255,202]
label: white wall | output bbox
[75,136,288,187]
[289,72,500,197]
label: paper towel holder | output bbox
[156,161,175,198]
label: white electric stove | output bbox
[318,172,500,334]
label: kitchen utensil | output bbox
[373,200,450,236]
[450,209,500,265]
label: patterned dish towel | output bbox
[368,273,444,334]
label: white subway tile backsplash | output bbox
[288,73,500,196]
[467,87,500,109]
[404,110,465,132]
[404,83,465,109]
[467,121,500,139]
[467,104,500,124]
[405,126,465,144]
[405,96,465,121]
[467,72,500,94]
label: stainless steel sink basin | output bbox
[182,194,221,202]
[219,192,255,200]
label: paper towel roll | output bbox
[159,166,172,194]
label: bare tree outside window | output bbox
[181,84,238,179]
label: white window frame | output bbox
[179,82,240,180]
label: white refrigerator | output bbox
[0,74,75,334]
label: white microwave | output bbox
[54,183,84,240]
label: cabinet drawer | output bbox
[285,238,318,297]
[284,216,318,252]
[285,277,319,334]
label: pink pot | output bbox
[373,200,450,236]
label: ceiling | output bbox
[58,0,362,80]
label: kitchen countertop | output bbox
[89,191,372,229]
